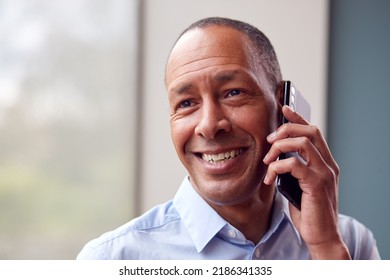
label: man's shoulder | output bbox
[338,213,380,259]
[126,200,181,231]
[338,213,371,238]
[77,200,182,259]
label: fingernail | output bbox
[263,152,269,163]
[267,131,276,140]
[263,174,270,185]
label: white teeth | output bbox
[202,149,242,164]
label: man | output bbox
[77,17,380,259]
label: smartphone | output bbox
[276,81,311,210]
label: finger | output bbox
[263,156,310,185]
[264,152,336,202]
[283,105,309,125]
[267,122,338,176]
[267,123,313,143]
[266,106,309,142]
[263,136,322,167]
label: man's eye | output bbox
[179,99,192,108]
[228,89,241,96]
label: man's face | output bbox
[166,26,279,206]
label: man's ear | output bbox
[276,80,285,107]
[275,80,285,126]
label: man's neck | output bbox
[211,185,275,244]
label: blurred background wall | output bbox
[0,0,388,259]
[328,0,390,259]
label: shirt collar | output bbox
[265,190,303,245]
[173,177,302,251]
[173,177,227,253]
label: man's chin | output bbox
[189,176,258,205]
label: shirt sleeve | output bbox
[338,214,381,260]
[76,242,108,260]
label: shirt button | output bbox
[254,247,261,258]
[227,229,237,238]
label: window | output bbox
[0,0,139,259]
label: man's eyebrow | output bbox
[172,83,194,94]
[213,70,240,82]
[171,70,243,94]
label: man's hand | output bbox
[263,105,351,259]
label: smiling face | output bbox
[166,26,280,206]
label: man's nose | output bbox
[194,100,232,139]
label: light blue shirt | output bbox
[77,177,380,259]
